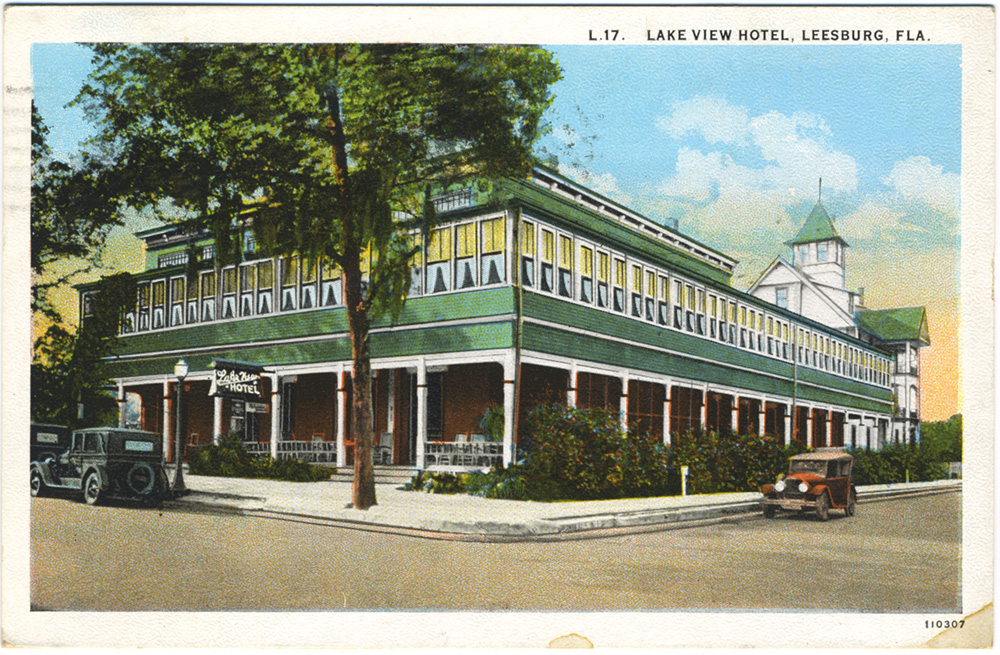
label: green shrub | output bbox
[403,470,467,494]
[464,464,528,499]
[188,432,334,482]
[520,404,675,500]
[668,428,802,494]
[849,442,948,485]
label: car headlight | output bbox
[798,481,809,493]
[774,480,786,492]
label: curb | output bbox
[168,479,961,541]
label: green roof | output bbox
[857,307,930,345]
[786,201,848,247]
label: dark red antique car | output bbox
[760,449,856,521]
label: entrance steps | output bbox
[327,465,419,486]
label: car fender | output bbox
[760,483,775,495]
[31,461,59,487]
[809,484,830,500]
[82,465,109,490]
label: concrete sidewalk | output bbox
[170,472,961,541]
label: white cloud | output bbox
[882,156,959,214]
[749,111,857,195]
[657,96,750,145]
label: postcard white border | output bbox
[3,5,993,649]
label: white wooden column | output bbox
[117,381,126,428]
[783,408,792,446]
[699,385,708,429]
[730,396,739,434]
[336,367,347,467]
[662,381,672,445]
[619,374,629,432]
[213,396,223,444]
[806,408,814,447]
[162,379,172,459]
[502,354,516,466]
[270,373,281,459]
[566,364,577,408]
[416,359,428,469]
[758,400,767,437]
[827,413,834,448]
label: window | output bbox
[239,265,255,317]
[776,286,788,309]
[481,218,505,285]
[201,271,217,321]
[456,222,476,289]
[613,259,625,313]
[817,243,827,261]
[558,235,573,298]
[152,280,166,329]
[579,245,593,304]
[428,226,453,293]
[672,281,683,329]
[321,260,342,306]
[658,276,670,325]
[798,245,808,264]
[521,221,536,288]
[455,223,477,289]
[136,282,149,330]
[597,252,610,308]
[301,259,317,308]
[170,277,185,326]
[258,261,274,314]
[696,289,706,334]
[280,258,297,311]
[186,272,199,324]
[645,270,656,321]
[630,264,643,317]
[540,230,555,293]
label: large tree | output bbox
[31,102,123,322]
[76,44,560,508]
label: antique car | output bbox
[30,423,71,463]
[30,428,170,505]
[760,449,856,521]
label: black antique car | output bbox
[760,449,856,521]
[30,428,169,505]
[30,423,71,463]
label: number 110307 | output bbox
[926,620,964,629]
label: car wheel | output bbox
[83,471,103,506]
[845,490,857,517]
[762,504,776,519]
[30,470,45,497]
[815,492,830,521]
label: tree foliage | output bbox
[32,272,136,428]
[75,43,561,508]
[919,414,962,462]
[31,102,124,321]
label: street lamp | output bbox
[173,359,189,496]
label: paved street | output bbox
[30,492,960,612]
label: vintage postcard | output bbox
[3,4,993,649]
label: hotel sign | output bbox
[209,360,264,401]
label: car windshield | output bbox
[789,459,828,476]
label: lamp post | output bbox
[173,359,189,496]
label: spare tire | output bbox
[126,461,157,496]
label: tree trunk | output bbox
[323,67,377,510]
[344,260,377,509]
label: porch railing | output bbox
[425,440,503,470]
[243,440,337,463]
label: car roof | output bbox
[73,427,159,438]
[790,449,853,461]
